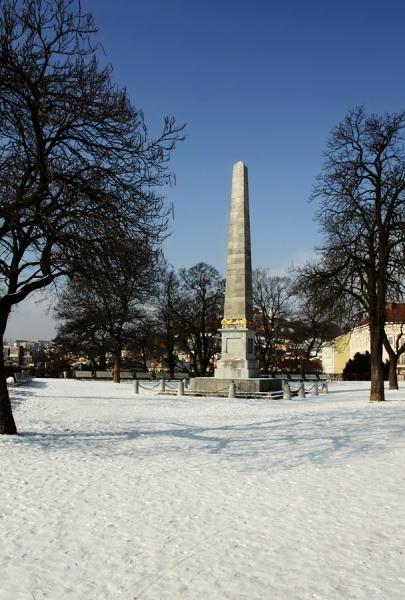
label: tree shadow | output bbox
[10,379,48,409]
[15,407,405,473]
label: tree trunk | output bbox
[388,355,398,390]
[191,352,198,377]
[113,350,121,383]
[301,353,308,378]
[262,343,271,374]
[382,331,400,391]
[255,337,266,373]
[369,325,385,401]
[0,307,17,434]
[196,338,204,376]
[0,353,17,434]
[99,352,106,371]
[165,331,176,378]
[141,345,148,373]
[167,355,175,379]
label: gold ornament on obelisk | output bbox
[221,318,250,329]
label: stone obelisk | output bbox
[215,161,260,379]
[190,162,281,395]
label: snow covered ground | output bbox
[1,379,404,600]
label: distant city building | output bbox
[3,339,51,368]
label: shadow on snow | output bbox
[15,407,405,473]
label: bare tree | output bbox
[54,236,158,383]
[287,282,343,375]
[124,314,162,374]
[54,309,110,372]
[300,106,405,401]
[174,263,224,376]
[155,270,182,377]
[0,0,184,433]
[252,268,292,373]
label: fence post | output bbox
[177,380,184,396]
[298,382,305,398]
[159,378,166,393]
[283,381,291,400]
[228,381,236,398]
[134,380,139,394]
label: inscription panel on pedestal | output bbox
[225,338,239,355]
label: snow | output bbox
[1,379,405,600]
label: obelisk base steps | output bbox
[190,377,282,395]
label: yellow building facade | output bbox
[322,324,405,379]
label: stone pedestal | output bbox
[215,327,259,379]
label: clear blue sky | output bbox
[6,0,405,339]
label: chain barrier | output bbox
[165,382,178,390]
[208,386,231,394]
[134,378,329,399]
[138,381,159,390]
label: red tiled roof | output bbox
[386,303,405,323]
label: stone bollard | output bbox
[228,381,236,398]
[183,378,188,389]
[283,381,291,400]
[177,380,184,396]
[298,382,305,399]
[134,380,139,394]
[159,378,166,393]
[312,382,319,396]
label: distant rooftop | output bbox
[386,303,405,323]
